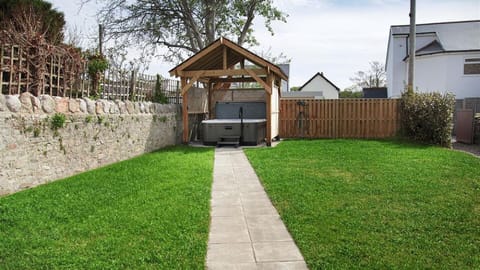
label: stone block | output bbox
[116,100,127,114]
[124,100,134,114]
[6,95,21,112]
[109,102,119,114]
[139,102,146,113]
[0,94,6,111]
[31,95,41,113]
[100,99,112,113]
[69,99,80,113]
[84,97,96,114]
[55,97,69,113]
[133,102,141,114]
[78,99,87,113]
[147,102,155,113]
[39,95,55,113]
[19,92,34,113]
[95,100,105,114]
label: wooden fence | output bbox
[280,99,400,139]
[0,43,182,103]
[0,44,80,97]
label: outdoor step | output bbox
[217,141,240,147]
[219,136,240,140]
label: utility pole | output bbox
[407,0,416,94]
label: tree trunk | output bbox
[205,0,216,44]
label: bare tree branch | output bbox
[80,0,287,63]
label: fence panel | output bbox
[280,99,400,139]
[0,42,182,104]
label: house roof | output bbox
[390,20,480,50]
[387,20,480,66]
[298,72,340,92]
[402,39,447,61]
[169,37,287,80]
[416,39,445,55]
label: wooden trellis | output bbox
[0,43,82,97]
[0,43,182,103]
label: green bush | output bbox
[50,113,66,130]
[400,91,455,147]
[152,74,168,104]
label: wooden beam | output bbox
[222,38,288,81]
[245,69,271,94]
[210,77,261,83]
[223,46,227,70]
[169,40,222,76]
[181,72,203,95]
[181,77,189,144]
[178,68,267,78]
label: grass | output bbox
[245,139,480,269]
[0,146,214,269]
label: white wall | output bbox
[387,36,407,97]
[387,21,480,98]
[446,53,480,98]
[302,75,339,99]
[406,52,480,99]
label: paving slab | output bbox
[207,243,255,264]
[206,148,308,269]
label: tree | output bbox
[339,90,363,98]
[290,86,300,91]
[0,0,65,44]
[83,0,287,62]
[350,61,386,89]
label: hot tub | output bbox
[201,119,266,146]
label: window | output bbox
[464,58,480,75]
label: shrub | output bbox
[86,52,109,98]
[50,113,66,130]
[152,74,168,104]
[400,91,455,147]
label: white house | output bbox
[386,20,480,98]
[282,72,339,99]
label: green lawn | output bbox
[245,139,480,269]
[0,146,214,269]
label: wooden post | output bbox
[266,73,273,146]
[181,77,189,144]
[176,80,180,104]
[98,24,104,55]
[129,70,137,101]
[208,81,213,119]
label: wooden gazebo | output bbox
[169,37,288,146]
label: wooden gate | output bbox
[456,109,474,144]
[280,99,400,139]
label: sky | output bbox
[50,0,479,90]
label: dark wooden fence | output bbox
[280,99,400,139]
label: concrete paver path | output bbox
[206,148,308,269]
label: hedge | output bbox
[400,91,455,147]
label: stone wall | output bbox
[0,93,182,195]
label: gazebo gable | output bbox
[169,37,287,80]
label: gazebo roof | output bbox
[169,37,287,81]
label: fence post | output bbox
[129,70,137,101]
[176,80,180,104]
